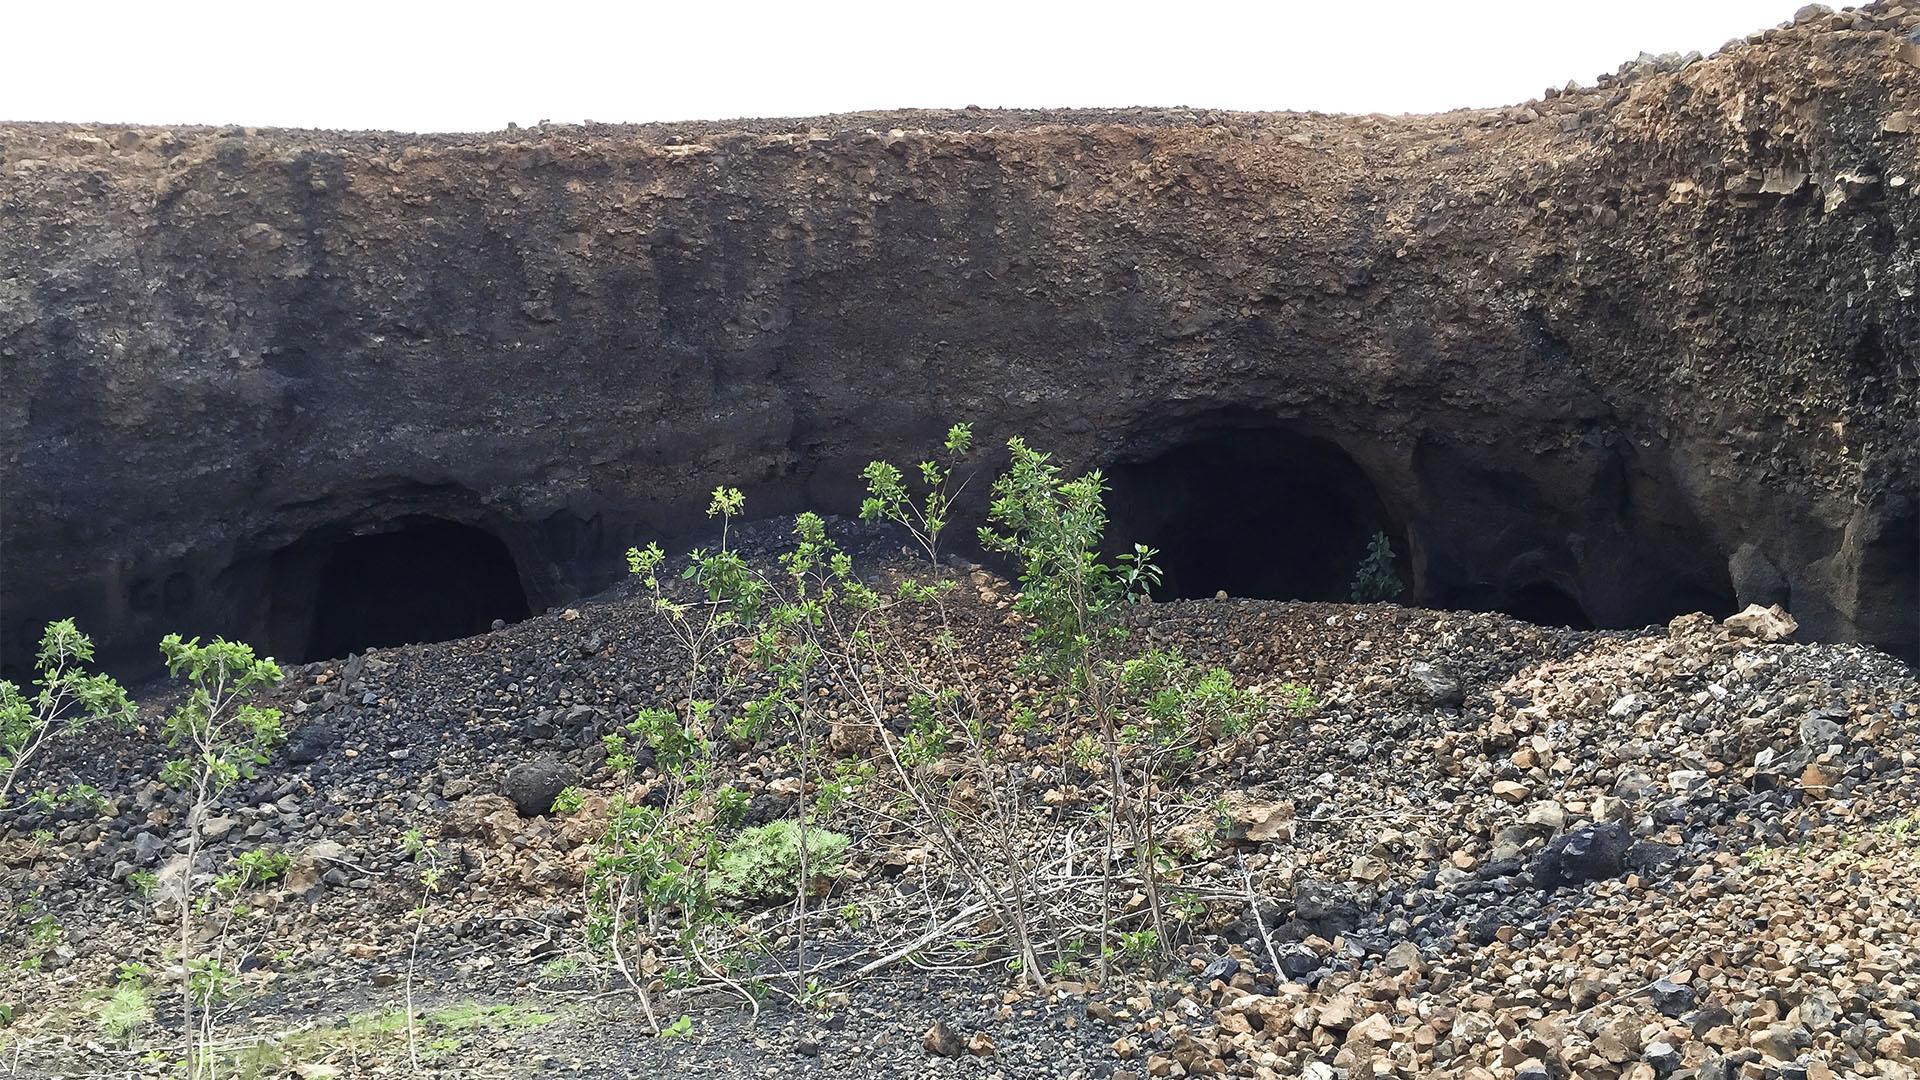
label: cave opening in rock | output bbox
[1103,429,1401,603]
[276,518,531,663]
[1503,582,1596,629]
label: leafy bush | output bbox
[157,635,284,798]
[714,820,850,902]
[977,437,1158,674]
[860,422,974,571]
[154,634,284,1077]
[0,620,134,807]
[1350,531,1404,603]
[99,980,151,1046]
[1119,648,1265,743]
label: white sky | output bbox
[4,0,1802,133]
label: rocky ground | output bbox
[1,515,1916,1080]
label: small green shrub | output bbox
[1349,531,1404,603]
[155,633,284,1076]
[1278,681,1317,715]
[0,620,135,807]
[860,422,974,572]
[713,820,850,901]
[99,980,152,1046]
[221,849,290,891]
[1118,928,1160,964]
[1119,648,1265,742]
[537,956,584,981]
[26,915,59,948]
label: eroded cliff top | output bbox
[3,1,1916,153]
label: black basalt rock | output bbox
[1530,822,1633,890]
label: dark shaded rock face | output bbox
[1531,822,1634,890]
[2,12,1917,676]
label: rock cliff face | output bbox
[3,5,1917,675]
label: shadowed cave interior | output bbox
[240,429,1835,665]
[1101,427,1663,630]
[272,517,531,663]
[1102,430,1404,606]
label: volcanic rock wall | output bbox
[3,5,1917,675]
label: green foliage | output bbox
[26,915,59,947]
[977,437,1158,680]
[1211,797,1234,833]
[861,422,974,570]
[596,488,796,1000]
[99,980,152,1046]
[1277,681,1317,716]
[585,798,705,944]
[1167,890,1206,924]
[212,849,290,898]
[185,957,235,1005]
[800,977,832,1013]
[550,786,585,814]
[77,786,108,813]
[581,427,1320,996]
[713,820,850,902]
[627,706,699,774]
[899,704,952,768]
[814,759,874,817]
[660,1014,693,1039]
[157,635,285,797]
[537,956,584,981]
[1069,734,1103,770]
[1118,928,1160,964]
[155,633,283,1079]
[0,620,135,807]
[1118,649,1266,744]
[1349,531,1404,603]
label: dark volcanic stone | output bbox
[1644,1040,1682,1074]
[1467,910,1511,947]
[1626,840,1681,875]
[284,723,335,765]
[1276,945,1320,980]
[1405,661,1464,707]
[503,756,574,817]
[1292,878,1365,932]
[1530,822,1632,889]
[1476,856,1525,880]
[1197,955,1240,985]
[1650,978,1697,1018]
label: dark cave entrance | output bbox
[1426,579,1598,629]
[1501,582,1595,629]
[275,518,531,663]
[1102,429,1401,603]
